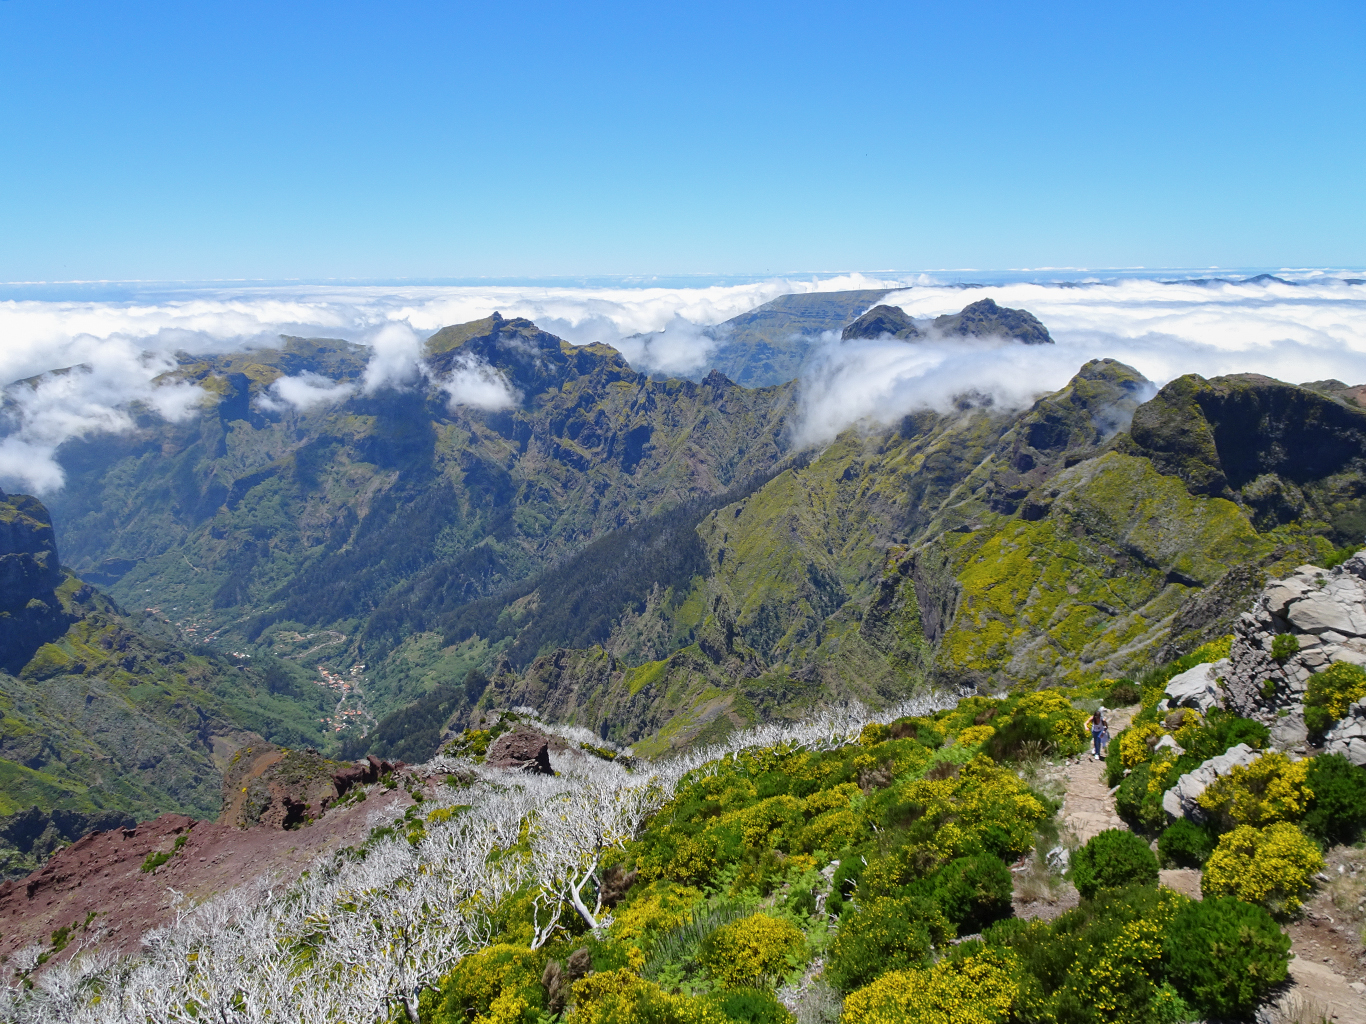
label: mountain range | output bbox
[2,291,1364,870]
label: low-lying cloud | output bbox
[0,342,204,492]
[258,371,356,412]
[439,354,520,412]
[1,270,1364,492]
[794,274,1366,445]
[612,316,723,376]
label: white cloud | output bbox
[361,322,424,394]
[0,343,204,493]
[793,274,1366,445]
[612,315,722,376]
[259,371,356,412]
[1,271,1365,490]
[439,355,520,411]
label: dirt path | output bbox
[1051,704,1366,1023]
[1057,705,1135,845]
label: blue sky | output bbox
[1,1,1362,280]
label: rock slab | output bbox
[1162,743,1262,821]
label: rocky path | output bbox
[1052,703,1366,1023]
[1058,705,1135,844]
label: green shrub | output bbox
[1164,896,1291,1018]
[1304,661,1366,737]
[432,943,547,1024]
[1271,633,1299,662]
[984,715,1054,762]
[703,988,795,1024]
[1301,754,1366,847]
[1104,735,1125,788]
[824,893,950,992]
[1174,709,1268,762]
[1070,830,1158,899]
[933,853,1014,935]
[1157,819,1215,868]
[1114,764,1167,835]
[1107,682,1141,706]
[984,885,1188,1024]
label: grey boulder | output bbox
[1324,700,1366,767]
[1164,661,1226,713]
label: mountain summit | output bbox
[842,297,1053,344]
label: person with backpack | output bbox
[1090,707,1109,761]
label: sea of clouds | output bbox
[1,270,1364,492]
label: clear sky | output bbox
[1,1,1362,281]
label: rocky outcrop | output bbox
[485,725,554,775]
[1163,660,1228,713]
[1222,553,1366,723]
[931,298,1053,345]
[839,298,1053,345]
[0,490,73,672]
[1162,743,1263,821]
[220,743,404,829]
[1324,700,1366,766]
[841,304,922,341]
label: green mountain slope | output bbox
[0,490,347,877]
[38,317,799,735]
[397,362,1361,756]
[28,297,1366,768]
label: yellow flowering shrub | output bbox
[609,881,704,945]
[1197,752,1313,827]
[480,991,532,1024]
[956,725,997,747]
[1202,822,1324,915]
[1119,722,1164,768]
[1054,917,1170,1023]
[840,947,1019,1024]
[566,969,727,1024]
[797,806,861,852]
[803,782,861,816]
[1015,690,1089,750]
[697,913,804,988]
[1146,751,1181,797]
[897,757,1047,860]
[433,944,545,1024]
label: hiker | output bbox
[1090,707,1109,761]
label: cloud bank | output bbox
[795,273,1366,445]
[1,270,1364,491]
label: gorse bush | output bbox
[1197,751,1313,829]
[1158,819,1216,868]
[839,946,1019,1024]
[1163,896,1291,1018]
[432,944,547,1024]
[1304,661,1366,736]
[932,853,1014,935]
[985,885,1189,1024]
[1202,822,1324,916]
[1301,753,1366,847]
[824,893,949,992]
[697,913,803,989]
[1069,829,1158,899]
[567,968,725,1024]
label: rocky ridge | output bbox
[1223,552,1366,743]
